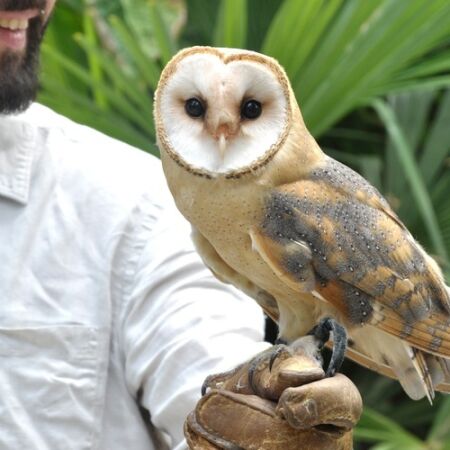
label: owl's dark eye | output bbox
[241,100,262,120]
[185,98,205,118]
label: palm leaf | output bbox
[354,407,424,449]
[373,98,448,264]
[214,0,247,48]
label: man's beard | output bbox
[0,0,47,114]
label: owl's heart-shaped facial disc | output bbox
[155,46,293,178]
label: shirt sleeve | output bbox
[118,193,270,449]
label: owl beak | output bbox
[218,134,227,159]
[208,116,238,160]
[214,122,233,159]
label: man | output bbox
[0,1,361,449]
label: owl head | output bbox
[155,46,296,179]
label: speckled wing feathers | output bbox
[249,227,316,293]
[258,157,450,357]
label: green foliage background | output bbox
[39,1,450,448]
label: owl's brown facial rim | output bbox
[155,46,293,179]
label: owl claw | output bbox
[309,317,347,377]
[248,351,265,394]
[248,344,292,394]
[269,343,290,371]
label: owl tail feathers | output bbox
[390,347,450,402]
[387,343,435,403]
[428,354,450,386]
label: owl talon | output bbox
[201,363,247,396]
[309,318,347,377]
[268,338,289,370]
[248,344,292,394]
[269,343,290,371]
[248,351,265,394]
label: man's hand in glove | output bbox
[185,336,362,450]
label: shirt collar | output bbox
[0,110,36,205]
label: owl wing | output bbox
[251,157,450,358]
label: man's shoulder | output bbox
[28,103,170,209]
[28,103,157,169]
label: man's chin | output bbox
[0,17,41,114]
[0,86,35,115]
[0,50,38,114]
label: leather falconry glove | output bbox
[185,335,363,450]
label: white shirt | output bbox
[0,104,269,450]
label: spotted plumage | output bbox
[259,158,450,347]
[155,46,450,401]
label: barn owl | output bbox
[155,46,450,401]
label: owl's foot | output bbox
[201,363,247,396]
[309,317,347,377]
[270,338,288,370]
[247,344,292,394]
[205,321,346,398]
[247,336,327,396]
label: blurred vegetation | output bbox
[39,1,450,448]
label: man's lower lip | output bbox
[0,27,27,50]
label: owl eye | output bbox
[185,97,205,118]
[241,100,262,120]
